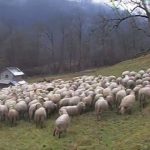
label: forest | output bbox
[0,0,149,75]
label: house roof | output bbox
[6,67,24,76]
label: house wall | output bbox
[0,70,14,80]
[13,76,23,81]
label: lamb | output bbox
[53,109,70,138]
[59,102,85,116]
[95,97,108,120]
[119,92,135,114]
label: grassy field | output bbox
[0,54,150,150]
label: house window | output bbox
[5,75,9,78]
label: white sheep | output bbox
[116,90,127,109]
[53,109,70,138]
[59,102,85,116]
[138,87,150,109]
[34,106,47,128]
[95,97,108,120]
[43,101,57,117]
[119,92,135,114]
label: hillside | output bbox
[28,54,150,82]
[0,54,150,150]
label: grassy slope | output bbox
[0,54,150,150]
[27,54,150,82]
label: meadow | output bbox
[0,54,150,150]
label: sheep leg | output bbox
[108,102,113,111]
[53,128,56,136]
[14,117,17,126]
[11,118,13,127]
[58,132,62,138]
[35,120,38,128]
[127,108,132,115]
[97,113,101,121]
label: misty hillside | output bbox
[0,0,150,76]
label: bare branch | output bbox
[110,15,148,28]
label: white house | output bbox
[0,67,27,88]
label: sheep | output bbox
[133,85,142,100]
[109,82,118,90]
[119,92,135,114]
[69,96,81,106]
[138,70,145,75]
[34,106,47,128]
[138,87,150,109]
[103,88,111,98]
[95,97,108,120]
[143,81,150,86]
[53,110,70,138]
[0,105,8,121]
[59,96,81,108]
[111,85,124,97]
[29,103,42,121]
[15,101,28,120]
[127,80,135,89]
[95,87,103,95]
[59,102,85,116]
[28,99,39,107]
[116,77,122,84]
[130,71,137,77]
[126,89,132,95]
[59,98,70,107]
[106,94,114,110]
[7,108,19,126]
[146,68,150,74]
[122,71,130,77]
[122,75,130,87]
[48,94,61,104]
[116,90,127,109]
[43,101,57,117]
[82,95,94,110]
[135,73,142,80]
[93,94,103,104]
[136,79,143,85]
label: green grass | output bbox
[0,54,150,150]
[0,110,149,150]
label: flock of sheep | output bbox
[0,68,150,138]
